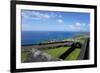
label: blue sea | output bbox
[21,31,89,45]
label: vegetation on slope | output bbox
[21,51,29,62]
[43,47,70,58]
[64,48,80,60]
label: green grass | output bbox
[64,48,80,60]
[21,51,29,62]
[43,47,70,58]
[63,38,74,41]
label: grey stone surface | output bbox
[22,41,73,51]
[24,48,61,63]
[77,39,89,60]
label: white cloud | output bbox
[22,22,89,32]
[67,22,87,32]
[76,22,82,27]
[32,11,50,19]
[22,11,51,20]
[57,19,63,23]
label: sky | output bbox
[21,10,90,32]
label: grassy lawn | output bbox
[63,38,74,41]
[64,48,80,60]
[43,47,70,58]
[21,51,29,62]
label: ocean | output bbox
[21,31,89,45]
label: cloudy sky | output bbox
[21,10,90,32]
